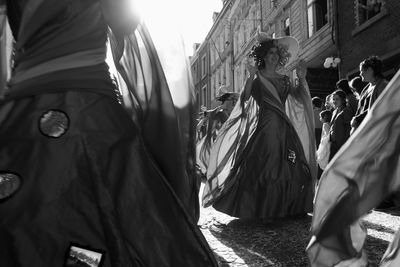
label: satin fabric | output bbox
[0,92,216,266]
[307,70,400,266]
[203,75,315,219]
[0,0,217,265]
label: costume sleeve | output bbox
[286,76,318,182]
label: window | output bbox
[283,17,290,36]
[196,92,200,111]
[201,85,207,107]
[356,0,384,25]
[201,55,207,78]
[307,0,328,38]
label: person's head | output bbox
[349,76,365,95]
[359,56,384,83]
[220,93,239,111]
[248,35,298,71]
[325,94,334,110]
[213,110,228,130]
[249,40,283,70]
[312,97,323,109]
[331,89,347,109]
[319,109,332,123]
[336,79,352,95]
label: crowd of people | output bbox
[313,56,388,172]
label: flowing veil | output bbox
[107,19,198,218]
[202,87,259,207]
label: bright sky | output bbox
[133,0,223,57]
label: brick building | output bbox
[337,0,400,79]
[191,0,400,112]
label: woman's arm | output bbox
[289,60,309,97]
[240,61,257,103]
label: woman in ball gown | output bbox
[202,33,317,220]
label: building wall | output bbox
[190,40,210,111]
[338,0,400,78]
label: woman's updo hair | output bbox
[332,89,347,107]
[360,55,384,79]
[248,39,291,70]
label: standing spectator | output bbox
[324,93,334,111]
[329,90,352,159]
[316,109,333,171]
[349,76,367,100]
[351,56,388,134]
[312,97,323,147]
[336,79,358,116]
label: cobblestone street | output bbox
[199,203,400,266]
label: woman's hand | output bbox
[296,60,307,82]
[245,60,258,79]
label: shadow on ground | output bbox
[209,215,312,266]
[207,214,392,267]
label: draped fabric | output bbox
[195,107,229,175]
[0,6,11,96]
[307,70,400,266]
[0,0,217,266]
[201,88,259,208]
[108,24,198,219]
[286,79,318,182]
[202,74,315,218]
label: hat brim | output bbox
[216,92,240,102]
[255,33,299,67]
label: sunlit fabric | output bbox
[109,24,199,219]
[307,70,400,266]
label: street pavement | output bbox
[198,198,400,266]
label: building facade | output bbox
[191,0,400,112]
[190,41,211,111]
